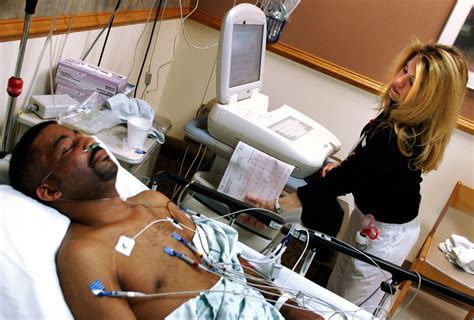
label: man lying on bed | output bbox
[9,121,322,320]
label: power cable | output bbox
[134,0,164,98]
[97,0,123,67]
[81,0,124,61]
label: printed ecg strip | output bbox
[218,141,294,201]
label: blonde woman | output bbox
[246,40,468,309]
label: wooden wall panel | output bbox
[193,0,473,134]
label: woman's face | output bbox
[389,56,418,103]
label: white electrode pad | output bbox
[115,235,136,256]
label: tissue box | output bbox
[56,58,128,98]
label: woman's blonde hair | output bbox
[379,39,468,172]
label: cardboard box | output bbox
[56,80,105,103]
[56,58,128,98]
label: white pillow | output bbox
[0,144,148,319]
[0,185,72,319]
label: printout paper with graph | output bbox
[217,141,294,201]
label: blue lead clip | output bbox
[89,279,146,298]
[89,279,106,296]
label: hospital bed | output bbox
[0,146,378,319]
[152,171,474,316]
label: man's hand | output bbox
[279,299,324,320]
[239,257,323,320]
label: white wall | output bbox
[1,19,472,261]
[0,19,182,133]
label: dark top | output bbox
[297,112,422,225]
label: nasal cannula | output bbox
[83,143,101,153]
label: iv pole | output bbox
[1,0,39,155]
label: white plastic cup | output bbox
[127,117,152,149]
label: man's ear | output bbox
[36,183,62,202]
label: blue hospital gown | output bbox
[166,216,284,320]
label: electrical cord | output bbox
[20,0,73,114]
[146,0,168,74]
[178,0,218,50]
[196,57,217,117]
[143,0,218,98]
[317,230,394,315]
[98,209,377,318]
[53,5,76,71]
[143,0,187,98]
[139,0,168,99]
[391,271,422,320]
[81,0,124,61]
[171,142,208,201]
[20,37,51,111]
[283,228,309,288]
[47,0,60,106]
[171,143,190,200]
[126,0,158,77]
[97,0,123,67]
[134,0,164,98]
[195,146,208,172]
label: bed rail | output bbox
[151,170,474,309]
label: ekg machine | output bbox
[183,3,342,251]
[207,3,341,179]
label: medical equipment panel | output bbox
[208,4,341,178]
[217,3,266,104]
[29,94,78,119]
[208,98,341,178]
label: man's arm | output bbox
[57,239,136,320]
[239,257,323,320]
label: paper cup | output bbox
[127,117,152,149]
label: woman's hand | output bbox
[244,193,276,211]
[244,193,302,212]
[243,193,303,229]
[321,161,340,177]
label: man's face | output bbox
[35,124,118,197]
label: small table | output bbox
[16,112,172,185]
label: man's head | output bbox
[9,122,118,203]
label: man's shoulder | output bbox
[58,229,112,265]
[127,190,170,205]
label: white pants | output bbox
[326,206,420,312]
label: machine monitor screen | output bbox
[229,24,264,88]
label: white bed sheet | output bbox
[240,242,376,319]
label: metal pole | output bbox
[1,0,38,153]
